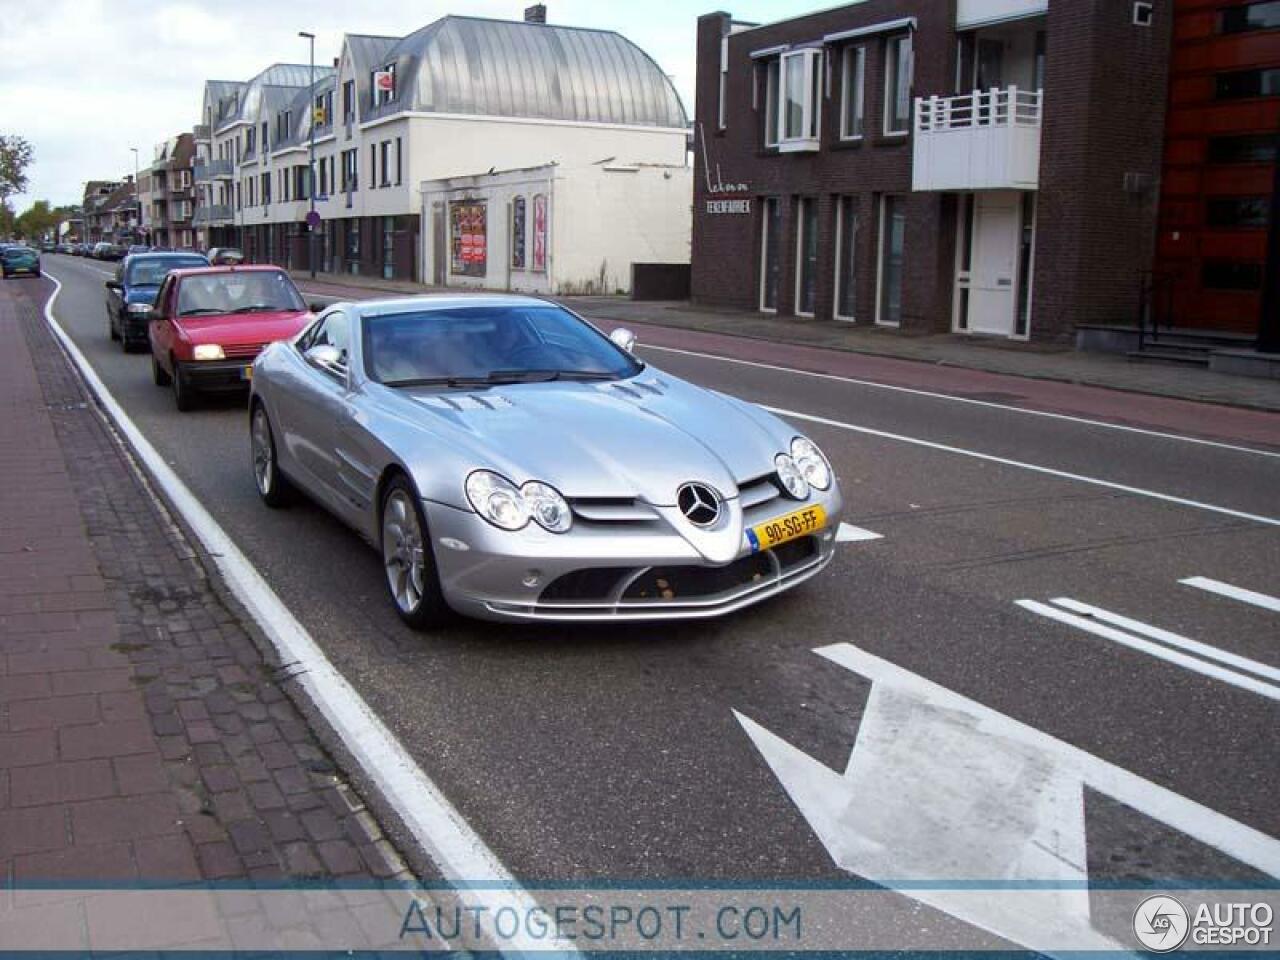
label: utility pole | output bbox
[130,147,141,244]
[300,30,318,279]
[1256,123,1280,354]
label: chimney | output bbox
[524,4,546,24]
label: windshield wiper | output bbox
[228,304,281,314]
[483,369,615,384]
[178,308,224,317]
[384,376,494,388]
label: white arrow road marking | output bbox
[1181,576,1280,614]
[1020,599,1280,701]
[735,642,1280,958]
[836,522,883,543]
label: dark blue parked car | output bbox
[105,251,209,351]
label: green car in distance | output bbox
[1,245,42,278]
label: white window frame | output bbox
[834,196,858,321]
[773,49,822,152]
[840,46,866,141]
[875,194,905,326]
[717,37,729,131]
[883,33,913,137]
[794,197,817,318]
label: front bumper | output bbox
[424,486,843,622]
[177,359,256,393]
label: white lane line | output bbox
[1181,576,1280,614]
[837,522,883,543]
[637,343,1280,460]
[1048,597,1280,683]
[765,404,1280,529]
[1017,599,1280,701]
[38,273,569,956]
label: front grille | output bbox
[569,498,660,524]
[221,342,266,360]
[739,474,782,511]
[623,552,775,602]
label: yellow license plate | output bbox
[747,504,826,553]
[242,365,253,380]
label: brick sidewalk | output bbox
[0,280,411,889]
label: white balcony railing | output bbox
[912,86,1042,192]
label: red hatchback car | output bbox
[148,265,317,411]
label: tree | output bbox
[16,200,59,240]
[1,134,35,239]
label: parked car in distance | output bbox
[41,242,56,253]
[127,244,150,256]
[206,247,245,266]
[248,295,844,627]
[92,242,123,260]
[105,251,211,351]
[148,265,318,411]
[1,245,41,278]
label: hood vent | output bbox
[414,393,514,411]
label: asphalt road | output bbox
[26,256,1280,938]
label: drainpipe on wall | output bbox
[1257,121,1280,354]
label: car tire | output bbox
[171,360,196,412]
[250,402,294,508]
[380,474,451,630]
[151,351,171,386]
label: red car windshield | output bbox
[177,272,305,318]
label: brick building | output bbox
[691,0,1174,343]
[1155,0,1278,334]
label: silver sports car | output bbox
[248,295,843,626]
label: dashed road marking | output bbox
[836,522,883,543]
[1181,576,1280,614]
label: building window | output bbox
[764,59,781,147]
[836,196,858,320]
[341,149,357,191]
[380,141,390,187]
[877,195,905,325]
[342,80,355,123]
[261,172,271,206]
[1202,260,1263,290]
[1219,1,1280,33]
[840,46,865,140]
[373,64,396,106]
[1016,193,1036,337]
[759,197,781,311]
[369,144,376,188]
[718,37,729,131]
[1215,67,1280,99]
[1207,133,1279,164]
[395,137,403,185]
[450,200,487,277]
[777,49,822,150]
[511,195,527,269]
[1132,1,1154,26]
[884,34,913,135]
[532,194,548,272]
[795,197,819,315]
[1206,196,1271,227]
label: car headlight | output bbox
[127,303,152,314]
[192,344,225,361]
[774,453,810,500]
[791,436,832,491]
[465,471,573,533]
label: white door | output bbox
[967,192,1020,336]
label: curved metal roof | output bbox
[359,16,687,129]
[215,63,334,132]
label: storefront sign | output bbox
[706,198,752,215]
[532,194,547,273]
[450,200,487,278]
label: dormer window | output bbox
[373,64,396,106]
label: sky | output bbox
[0,0,822,212]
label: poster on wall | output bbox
[532,193,547,273]
[511,196,526,270]
[450,200,487,278]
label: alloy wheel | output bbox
[382,489,426,614]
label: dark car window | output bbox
[363,305,642,385]
[309,311,350,367]
[126,256,208,287]
[176,271,305,317]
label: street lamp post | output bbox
[130,146,142,244]
[300,30,317,279]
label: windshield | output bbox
[127,256,207,286]
[176,271,305,318]
[363,305,643,386]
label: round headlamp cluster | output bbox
[465,471,572,533]
[774,436,833,499]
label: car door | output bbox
[274,309,354,513]
[149,277,178,370]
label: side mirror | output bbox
[105,279,121,290]
[610,327,637,353]
[305,344,344,371]
[308,302,326,314]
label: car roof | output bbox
[352,293,556,316]
[169,264,289,279]
[127,252,209,263]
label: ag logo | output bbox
[1134,895,1190,952]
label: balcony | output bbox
[193,124,210,143]
[193,204,233,225]
[912,87,1042,192]
[193,158,234,182]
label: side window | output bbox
[115,262,126,284]
[154,278,172,317]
